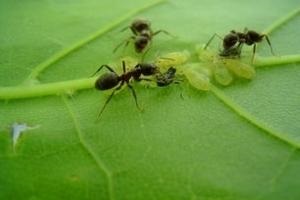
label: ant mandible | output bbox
[204,28,275,62]
[92,60,159,119]
[114,19,171,53]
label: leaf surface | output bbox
[0,0,300,199]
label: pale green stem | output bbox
[254,54,300,67]
[1,54,299,100]
[0,78,96,100]
[23,0,167,83]
[263,7,300,34]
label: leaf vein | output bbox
[23,0,167,83]
[210,85,300,149]
[61,96,114,200]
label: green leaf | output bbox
[1,0,300,199]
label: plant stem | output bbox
[254,54,300,68]
[23,0,167,83]
[263,7,300,34]
[0,78,96,100]
[1,53,299,100]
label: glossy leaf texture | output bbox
[0,0,300,199]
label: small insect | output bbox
[155,67,177,87]
[204,28,275,62]
[196,44,255,86]
[182,63,211,91]
[154,50,191,71]
[92,60,159,119]
[114,19,171,53]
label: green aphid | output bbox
[154,50,191,70]
[196,44,255,85]
[182,63,211,91]
[221,58,255,79]
[213,60,233,86]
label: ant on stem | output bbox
[204,28,275,62]
[92,60,159,119]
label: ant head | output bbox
[135,36,150,53]
[223,33,239,49]
[138,63,158,75]
[131,19,151,33]
[95,72,119,90]
[247,30,263,43]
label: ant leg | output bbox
[113,36,135,53]
[97,81,125,120]
[203,33,223,50]
[91,65,116,77]
[152,29,174,37]
[127,83,142,111]
[120,25,130,32]
[122,60,127,73]
[251,44,257,63]
[263,35,275,56]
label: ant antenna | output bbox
[90,65,115,77]
[203,33,223,50]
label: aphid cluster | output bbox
[92,19,276,119]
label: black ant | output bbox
[204,28,275,62]
[92,60,159,119]
[114,19,171,53]
[155,67,178,87]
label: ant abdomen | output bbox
[223,33,238,49]
[95,73,120,90]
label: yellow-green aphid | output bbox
[213,59,233,86]
[221,58,255,79]
[196,44,233,86]
[182,63,212,91]
[196,44,214,62]
[154,50,191,71]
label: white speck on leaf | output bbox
[11,122,40,150]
